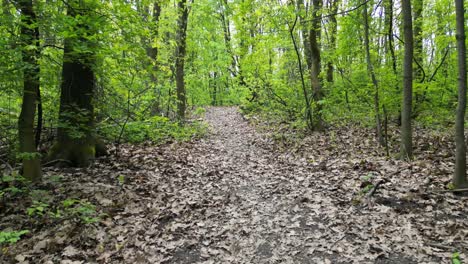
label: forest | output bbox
[1,0,468,262]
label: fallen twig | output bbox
[42,159,73,167]
[426,242,453,250]
[430,188,468,193]
[366,179,387,198]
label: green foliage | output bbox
[1,172,27,198]
[99,116,207,144]
[61,199,100,224]
[0,230,29,245]
[16,152,42,161]
[117,175,125,185]
[193,107,206,117]
[26,197,100,225]
[452,252,462,264]
[27,201,49,217]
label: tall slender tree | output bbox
[309,0,324,130]
[453,0,467,188]
[363,0,384,146]
[175,0,190,122]
[400,0,413,159]
[17,0,41,181]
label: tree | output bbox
[17,0,41,182]
[139,1,162,115]
[400,0,413,159]
[326,0,339,83]
[362,0,384,146]
[48,0,103,166]
[309,0,324,130]
[175,0,190,122]
[453,0,467,188]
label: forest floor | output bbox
[1,107,468,263]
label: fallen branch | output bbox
[42,159,73,167]
[431,188,468,193]
[426,242,453,250]
[366,179,387,198]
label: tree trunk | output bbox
[297,0,312,70]
[48,0,101,167]
[175,0,189,122]
[363,1,384,146]
[146,2,162,115]
[412,0,424,116]
[310,0,324,130]
[326,0,339,83]
[400,0,413,159]
[17,0,42,182]
[453,0,467,188]
[289,15,313,130]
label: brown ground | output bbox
[1,107,467,263]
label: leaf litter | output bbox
[1,106,468,263]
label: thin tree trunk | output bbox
[310,0,324,130]
[363,1,385,146]
[290,15,313,130]
[412,0,424,116]
[146,2,162,115]
[326,0,339,83]
[17,0,42,182]
[35,85,42,148]
[400,0,413,159]
[175,0,190,122]
[453,0,467,188]
[298,0,312,69]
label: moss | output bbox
[47,141,96,167]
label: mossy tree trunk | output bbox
[17,0,42,182]
[48,0,100,167]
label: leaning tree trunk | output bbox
[48,0,102,167]
[175,0,190,122]
[17,0,41,182]
[400,0,413,159]
[453,0,467,188]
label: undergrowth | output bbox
[98,115,208,144]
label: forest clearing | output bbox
[1,0,468,263]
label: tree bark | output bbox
[453,0,467,188]
[297,0,312,70]
[326,0,339,83]
[309,0,324,130]
[17,0,42,182]
[146,2,162,115]
[48,0,101,167]
[363,1,384,146]
[412,0,424,116]
[175,0,190,122]
[400,0,413,159]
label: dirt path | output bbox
[109,107,438,263]
[4,107,467,263]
